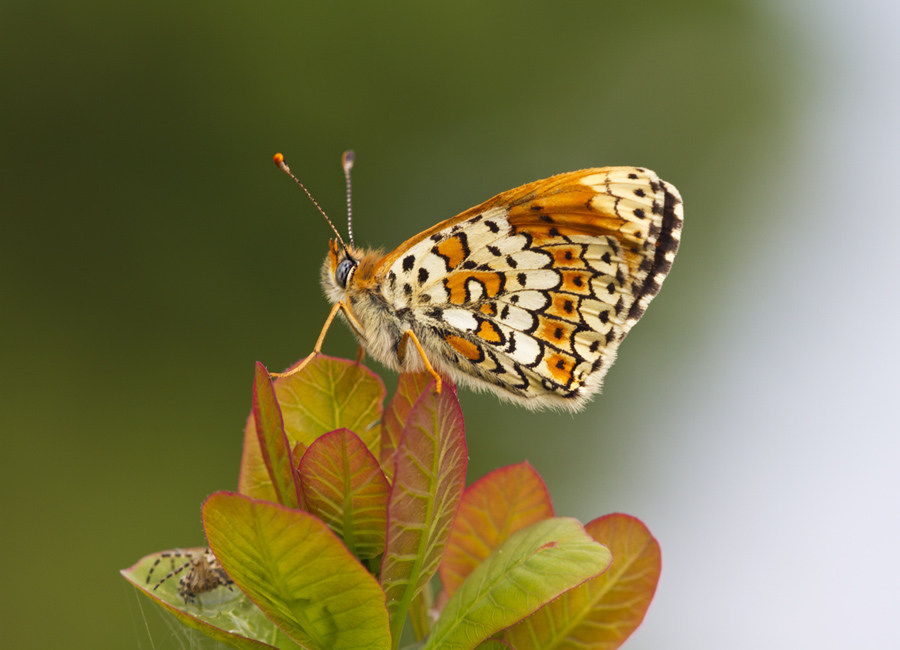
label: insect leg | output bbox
[151,560,191,592]
[271,301,365,379]
[398,330,443,394]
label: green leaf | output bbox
[380,381,467,645]
[408,579,434,642]
[298,427,390,560]
[475,642,514,650]
[424,518,612,650]
[203,492,391,650]
[440,461,554,598]
[504,514,661,650]
[381,372,433,480]
[121,548,302,650]
[240,356,385,500]
[253,362,302,509]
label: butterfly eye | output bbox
[335,258,356,289]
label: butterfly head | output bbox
[321,238,386,306]
[326,238,359,288]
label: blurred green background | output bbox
[3,1,899,649]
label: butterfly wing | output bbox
[380,167,683,410]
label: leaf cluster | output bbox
[122,357,661,650]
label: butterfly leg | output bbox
[397,330,442,394]
[271,301,366,380]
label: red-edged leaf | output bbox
[423,518,612,650]
[239,356,385,500]
[380,380,467,642]
[252,363,302,509]
[504,513,661,650]
[203,492,391,650]
[381,372,432,480]
[440,461,554,598]
[121,549,302,650]
[298,428,390,560]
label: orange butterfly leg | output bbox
[398,329,442,394]
[270,301,364,379]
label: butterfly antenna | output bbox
[273,153,350,253]
[342,150,355,248]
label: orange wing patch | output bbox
[434,234,470,271]
[445,334,483,361]
[546,293,580,321]
[479,303,497,316]
[545,352,576,386]
[559,270,593,295]
[549,245,586,268]
[443,271,505,305]
[536,315,580,349]
[476,320,504,344]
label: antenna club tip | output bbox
[273,152,292,175]
[342,150,355,171]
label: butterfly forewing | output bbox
[377,167,682,410]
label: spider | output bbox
[145,547,234,603]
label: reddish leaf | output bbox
[504,513,661,650]
[380,381,467,642]
[381,372,433,480]
[440,461,555,598]
[252,362,301,509]
[239,356,385,500]
[298,428,390,559]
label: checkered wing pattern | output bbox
[379,167,683,407]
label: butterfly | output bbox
[272,152,682,411]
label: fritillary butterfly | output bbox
[272,152,682,411]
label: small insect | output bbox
[145,548,234,603]
[272,152,682,411]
